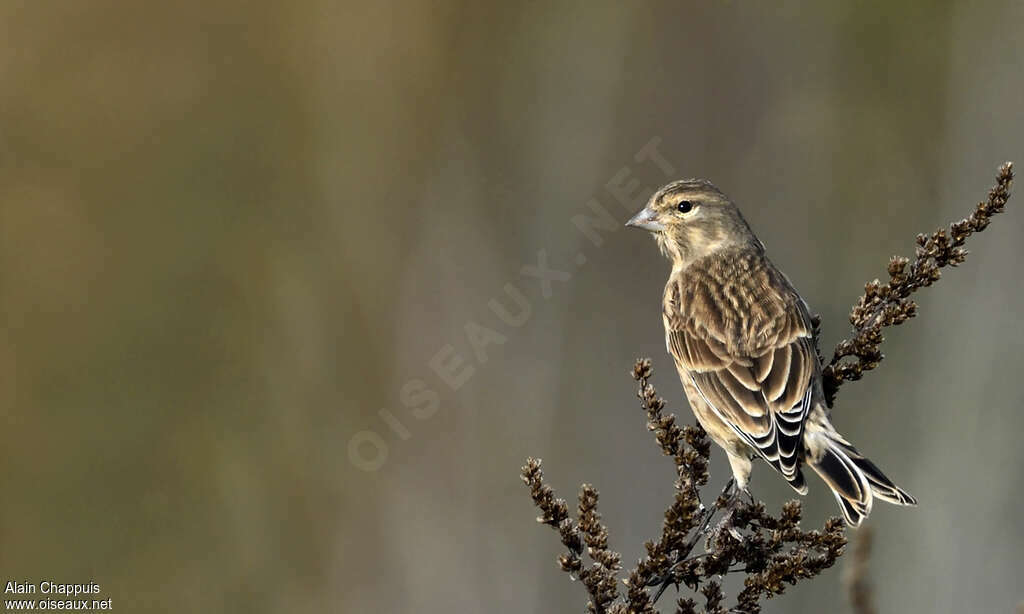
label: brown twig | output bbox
[521,459,621,613]
[820,162,1014,406]
[843,526,876,614]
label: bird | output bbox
[626,178,916,526]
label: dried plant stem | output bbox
[843,526,876,614]
[821,162,1014,406]
[521,459,621,613]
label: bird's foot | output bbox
[706,510,743,548]
[706,485,749,547]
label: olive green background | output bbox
[2,2,1023,612]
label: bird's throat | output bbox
[655,232,691,270]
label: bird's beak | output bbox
[625,206,664,232]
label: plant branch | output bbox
[820,162,1014,406]
[843,525,876,614]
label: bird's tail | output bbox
[806,433,917,527]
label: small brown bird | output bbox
[627,179,916,526]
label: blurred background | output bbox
[2,1,1023,612]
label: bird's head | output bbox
[626,179,759,267]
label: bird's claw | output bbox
[706,485,749,548]
[706,508,743,548]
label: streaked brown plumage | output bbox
[627,179,916,526]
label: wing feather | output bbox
[763,345,791,401]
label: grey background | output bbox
[2,1,1023,612]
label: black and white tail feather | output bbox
[805,429,917,527]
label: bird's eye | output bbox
[677,200,694,213]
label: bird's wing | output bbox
[665,268,817,482]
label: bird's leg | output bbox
[722,453,752,509]
[707,480,748,546]
[707,453,755,543]
[714,477,736,511]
